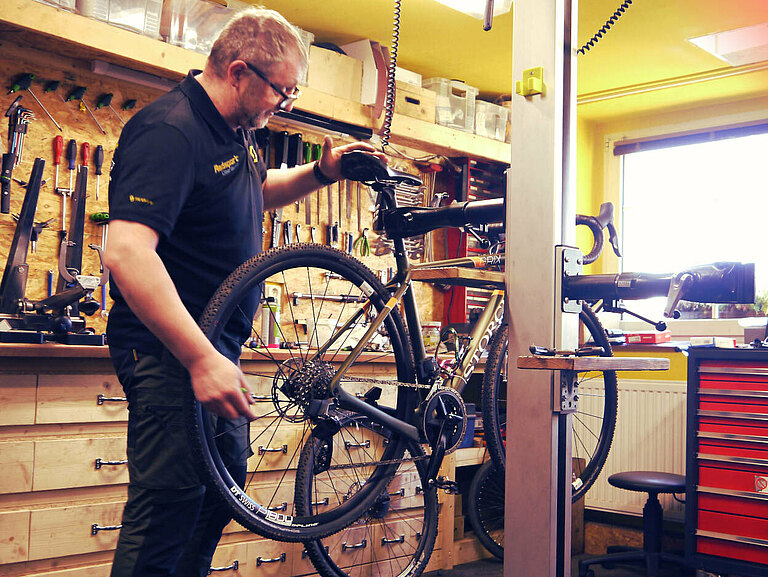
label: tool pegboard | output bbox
[0,36,448,344]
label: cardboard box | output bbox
[625,330,671,344]
[305,45,363,102]
[394,81,436,123]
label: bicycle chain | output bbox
[339,375,440,391]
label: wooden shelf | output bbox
[412,268,505,290]
[517,355,670,372]
[1,0,511,163]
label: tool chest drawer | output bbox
[687,348,768,577]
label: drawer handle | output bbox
[267,502,287,512]
[256,553,286,566]
[382,535,405,546]
[416,486,423,494]
[92,523,122,535]
[302,546,328,559]
[344,440,370,450]
[251,394,271,401]
[311,497,329,508]
[258,444,287,455]
[97,394,127,405]
[389,488,405,497]
[342,539,367,551]
[94,458,128,470]
[208,560,238,574]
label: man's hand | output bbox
[188,351,256,420]
[317,136,388,181]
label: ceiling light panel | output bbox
[432,0,512,20]
[689,22,768,66]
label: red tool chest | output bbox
[686,348,768,576]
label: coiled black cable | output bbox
[577,0,633,55]
[381,0,401,149]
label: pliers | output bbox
[354,228,370,257]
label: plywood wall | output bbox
[0,35,445,342]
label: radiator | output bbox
[578,379,687,521]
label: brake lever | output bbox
[663,272,694,319]
[464,225,491,249]
[606,222,622,257]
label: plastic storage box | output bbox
[160,0,249,54]
[35,0,77,10]
[77,0,162,38]
[422,77,478,133]
[475,100,509,141]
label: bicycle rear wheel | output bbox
[189,244,415,541]
[481,305,618,502]
[298,415,438,577]
[466,460,504,560]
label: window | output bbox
[619,125,768,321]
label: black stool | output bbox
[578,471,687,577]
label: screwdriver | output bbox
[96,93,125,126]
[62,138,76,237]
[94,145,104,200]
[53,135,63,191]
[80,143,90,193]
[9,73,62,132]
[67,86,107,134]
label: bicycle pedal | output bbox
[432,476,460,494]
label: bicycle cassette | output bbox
[421,388,467,454]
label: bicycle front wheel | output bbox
[481,305,618,502]
[466,460,504,560]
[298,416,439,577]
[189,244,415,542]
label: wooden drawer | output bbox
[0,510,30,564]
[317,522,372,570]
[0,373,36,425]
[0,441,34,493]
[209,542,249,576]
[37,374,127,424]
[292,542,323,577]
[247,426,302,472]
[29,563,112,577]
[246,539,293,577]
[243,470,296,518]
[28,499,125,560]
[33,436,128,491]
[372,512,427,560]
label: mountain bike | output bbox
[185,151,755,571]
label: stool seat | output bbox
[609,471,686,494]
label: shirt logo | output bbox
[213,154,240,176]
[249,145,259,164]
[129,194,153,206]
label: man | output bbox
[103,7,383,577]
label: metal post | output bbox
[504,0,578,576]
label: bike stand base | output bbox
[50,332,106,346]
[0,330,45,344]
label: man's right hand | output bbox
[188,351,256,420]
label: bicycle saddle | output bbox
[340,151,423,187]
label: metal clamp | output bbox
[256,553,286,566]
[92,523,122,535]
[97,394,127,405]
[389,488,405,497]
[94,458,128,470]
[208,560,238,574]
[258,444,288,455]
[344,440,371,450]
[267,502,288,512]
[311,497,329,507]
[559,370,579,413]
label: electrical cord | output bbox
[577,0,634,55]
[380,0,401,149]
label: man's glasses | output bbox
[244,62,301,110]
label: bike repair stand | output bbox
[515,247,670,576]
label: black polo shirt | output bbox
[106,70,267,362]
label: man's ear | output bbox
[227,60,248,86]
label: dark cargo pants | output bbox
[108,347,248,577]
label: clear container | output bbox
[77,0,109,21]
[475,100,509,141]
[422,77,478,133]
[106,0,162,38]
[35,0,77,10]
[422,321,442,353]
[161,0,249,54]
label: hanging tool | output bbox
[90,212,109,250]
[356,182,362,233]
[80,142,90,201]
[309,226,317,243]
[67,87,107,135]
[12,215,54,253]
[1,153,13,214]
[6,96,34,167]
[312,143,322,224]
[12,176,48,188]
[44,80,78,122]
[346,179,352,224]
[61,138,77,239]
[287,133,303,213]
[271,208,282,248]
[354,228,370,256]
[95,93,125,125]
[93,145,104,201]
[283,219,293,244]
[53,134,63,191]
[122,99,137,112]
[9,73,62,132]
[295,223,301,243]
[303,142,313,225]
